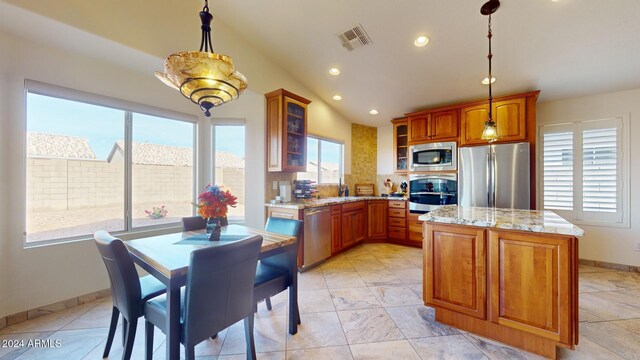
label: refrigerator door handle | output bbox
[486,152,492,207]
[491,150,497,207]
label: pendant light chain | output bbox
[487,13,493,121]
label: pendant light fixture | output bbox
[155,0,248,117]
[480,0,500,142]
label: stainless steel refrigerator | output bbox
[458,142,530,209]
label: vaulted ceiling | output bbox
[3,0,640,126]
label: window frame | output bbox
[538,114,630,228]
[299,135,344,185]
[24,80,199,247]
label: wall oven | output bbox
[409,174,457,214]
[409,142,457,172]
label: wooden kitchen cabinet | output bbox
[460,97,527,146]
[392,118,408,174]
[407,109,458,143]
[265,89,311,172]
[425,224,486,319]
[424,222,579,359]
[331,205,342,254]
[489,230,573,345]
[367,201,388,239]
[407,212,424,246]
[340,201,366,250]
[387,200,408,243]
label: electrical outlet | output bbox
[272,181,279,190]
[635,241,640,251]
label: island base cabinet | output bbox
[424,223,578,359]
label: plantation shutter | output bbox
[581,119,622,223]
[542,130,574,211]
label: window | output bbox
[540,116,628,226]
[25,83,196,244]
[297,136,344,184]
[213,124,245,223]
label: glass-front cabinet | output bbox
[393,118,408,173]
[266,89,311,172]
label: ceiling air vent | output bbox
[336,24,372,51]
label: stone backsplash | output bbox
[376,174,409,196]
[345,123,378,194]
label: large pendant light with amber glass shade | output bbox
[155,0,247,117]
[480,0,500,142]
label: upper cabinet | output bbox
[460,98,526,146]
[266,89,311,172]
[407,109,458,143]
[392,118,408,174]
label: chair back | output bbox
[262,217,303,270]
[94,230,142,321]
[182,235,263,345]
[182,216,207,231]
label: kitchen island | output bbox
[419,206,584,359]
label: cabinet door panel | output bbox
[367,201,388,239]
[331,213,342,254]
[494,98,526,142]
[341,212,354,247]
[489,230,570,343]
[426,225,486,319]
[408,116,431,143]
[354,210,366,242]
[266,96,283,171]
[431,110,458,140]
[460,104,489,146]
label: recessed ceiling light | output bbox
[551,0,560,2]
[332,95,342,101]
[482,77,496,85]
[414,35,430,47]
[329,68,341,76]
[369,109,379,115]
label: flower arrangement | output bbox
[145,205,168,219]
[195,184,238,220]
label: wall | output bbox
[377,125,408,195]
[537,88,640,266]
[0,1,355,318]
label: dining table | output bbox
[125,224,299,360]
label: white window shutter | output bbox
[542,131,574,211]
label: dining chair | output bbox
[143,235,263,360]
[255,217,302,323]
[182,216,228,231]
[94,231,167,360]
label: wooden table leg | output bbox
[166,285,181,360]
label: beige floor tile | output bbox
[557,336,624,359]
[337,308,404,344]
[285,345,353,360]
[370,251,405,260]
[330,287,382,311]
[83,317,170,359]
[405,283,425,300]
[579,291,640,320]
[350,339,421,359]
[348,258,387,271]
[404,255,424,268]
[220,315,286,355]
[324,272,366,289]
[285,312,347,350]
[578,307,604,322]
[580,321,640,359]
[378,257,417,270]
[369,286,423,307]
[385,305,459,338]
[356,269,403,286]
[0,302,99,335]
[219,352,285,360]
[463,333,545,360]
[298,288,335,314]
[15,328,105,360]
[579,271,640,293]
[409,334,488,360]
[610,318,640,336]
[390,268,422,284]
[579,265,615,274]
[0,331,54,359]
[256,291,289,318]
[321,258,355,274]
[298,270,327,290]
[62,301,114,330]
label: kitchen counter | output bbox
[265,196,407,210]
[419,205,584,237]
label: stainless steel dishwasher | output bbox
[302,206,332,269]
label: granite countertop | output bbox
[265,196,408,209]
[419,205,584,237]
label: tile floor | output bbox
[1,243,640,359]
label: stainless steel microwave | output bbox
[409,142,457,171]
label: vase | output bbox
[206,217,221,241]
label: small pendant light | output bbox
[480,0,500,142]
